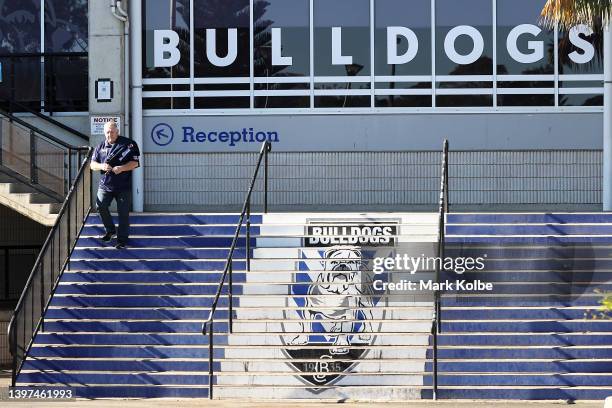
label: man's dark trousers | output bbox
[96,189,131,242]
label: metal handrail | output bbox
[5,99,89,142]
[8,147,93,386]
[0,106,85,149]
[201,141,271,399]
[0,106,88,200]
[432,139,449,400]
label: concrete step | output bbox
[27,345,433,359]
[44,307,434,320]
[34,332,432,346]
[446,213,612,224]
[41,320,433,333]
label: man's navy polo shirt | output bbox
[93,136,140,192]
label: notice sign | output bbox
[90,116,120,136]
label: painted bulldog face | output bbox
[321,247,362,293]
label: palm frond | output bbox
[541,0,612,30]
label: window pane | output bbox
[194,0,250,109]
[375,0,431,107]
[558,24,603,107]
[144,0,190,78]
[44,0,88,52]
[436,0,492,76]
[496,0,554,107]
[143,0,190,109]
[45,55,88,112]
[314,0,370,108]
[436,0,493,107]
[0,57,41,111]
[0,0,40,53]
[254,0,310,109]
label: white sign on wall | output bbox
[90,116,121,136]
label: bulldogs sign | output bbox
[282,221,397,388]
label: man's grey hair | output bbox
[104,121,119,131]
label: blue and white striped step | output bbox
[71,248,247,259]
[427,374,612,386]
[447,213,612,224]
[87,214,263,225]
[81,225,260,236]
[422,387,612,400]
[437,333,612,346]
[75,237,255,248]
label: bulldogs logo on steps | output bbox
[282,221,397,389]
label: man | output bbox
[90,121,140,249]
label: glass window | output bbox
[193,0,250,109]
[0,56,41,110]
[496,0,554,106]
[374,0,431,107]
[45,54,88,112]
[254,0,310,109]
[0,0,87,112]
[0,0,40,53]
[143,0,190,109]
[44,0,88,52]
[314,0,370,108]
[436,0,493,107]
[558,24,603,106]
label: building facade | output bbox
[0,0,606,210]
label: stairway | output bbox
[16,212,439,399]
[435,213,612,400]
[0,172,60,226]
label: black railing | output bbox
[201,141,271,399]
[8,148,93,386]
[6,99,89,143]
[0,53,88,113]
[432,139,449,400]
[0,106,87,201]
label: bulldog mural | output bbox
[282,221,397,388]
[289,246,374,355]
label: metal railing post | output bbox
[40,259,44,333]
[433,320,438,400]
[208,320,214,399]
[67,148,73,195]
[66,200,71,272]
[264,142,269,213]
[246,201,251,273]
[228,262,233,334]
[29,131,37,184]
[10,320,17,386]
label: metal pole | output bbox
[604,25,612,210]
[208,320,214,399]
[264,143,269,213]
[130,0,144,212]
[11,319,16,386]
[29,131,37,184]
[40,259,44,333]
[433,321,438,400]
[246,201,251,272]
[68,148,72,194]
[66,201,70,273]
[228,262,233,334]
